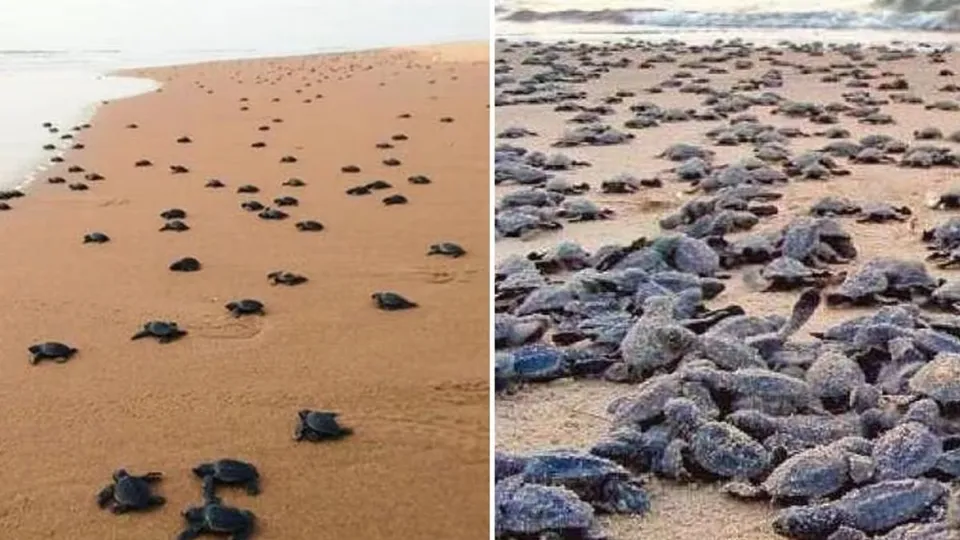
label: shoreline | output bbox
[1,41,489,539]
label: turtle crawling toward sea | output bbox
[225,299,264,317]
[160,208,186,220]
[192,459,260,496]
[372,292,418,310]
[294,409,353,442]
[83,232,110,244]
[28,342,77,364]
[131,321,187,343]
[96,470,165,514]
[267,271,308,286]
[427,242,466,258]
[170,257,201,272]
[295,220,324,231]
[160,220,189,232]
[178,480,256,540]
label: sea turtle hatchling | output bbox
[225,299,265,317]
[160,208,186,220]
[83,232,110,244]
[177,479,256,540]
[160,220,190,232]
[294,409,353,442]
[295,220,324,232]
[170,257,201,272]
[267,271,307,286]
[372,292,417,310]
[131,321,187,343]
[855,203,911,223]
[96,470,165,514]
[495,477,600,539]
[427,242,466,258]
[28,341,77,364]
[192,459,260,496]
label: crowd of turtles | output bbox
[495,37,960,539]
[10,53,469,538]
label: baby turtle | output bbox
[367,180,392,190]
[282,178,305,187]
[131,321,187,343]
[170,165,189,174]
[178,480,256,540]
[135,159,153,167]
[294,410,353,441]
[241,201,264,212]
[427,242,466,258]
[383,194,407,205]
[160,220,190,232]
[251,141,265,148]
[267,271,308,286]
[28,342,77,364]
[96,470,165,514]
[83,232,110,244]
[273,196,298,207]
[176,136,192,143]
[237,184,259,194]
[257,208,288,220]
[170,257,201,272]
[372,292,418,310]
[205,179,225,188]
[495,478,598,539]
[295,220,324,231]
[225,299,264,317]
[855,203,911,223]
[279,155,297,163]
[160,208,186,220]
[382,158,401,166]
[69,182,89,191]
[408,175,431,185]
[192,459,260,495]
[341,165,361,173]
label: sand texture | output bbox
[0,43,489,538]
[495,39,960,539]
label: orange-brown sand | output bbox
[0,42,489,539]
[495,39,960,539]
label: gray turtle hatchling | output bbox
[427,242,466,258]
[294,409,353,441]
[96,470,165,514]
[131,321,187,343]
[372,291,418,310]
[178,478,256,540]
[225,299,265,317]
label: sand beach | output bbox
[0,42,489,539]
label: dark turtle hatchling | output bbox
[28,342,77,364]
[257,208,288,220]
[273,196,298,207]
[855,203,911,223]
[170,257,201,272]
[294,409,353,441]
[267,271,307,286]
[495,477,599,539]
[383,194,408,205]
[295,220,324,231]
[83,232,110,244]
[427,242,466,258]
[225,299,264,317]
[160,220,190,232]
[236,184,259,194]
[160,208,186,220]
[96,469,165,514]
[241,201,264,212]
[205,179,225,188]
[282,177,305,187]
[408,175,431,184]
[131,321,187,343]
[367,180,392,190]
[178,480,256,540]
[372,292,418,310]
[192,459,260,495]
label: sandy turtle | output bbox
[258,208,288,220]
[131,321,187,343]
[408,175,431,185]
[294,410,353,441]
[69,182,89,191]
[341,165,361,173]
[279,155,297,163]
[28,342,77,364]
[295,220,323,231]
[273,196,298,207]
[240,201,264,212]
[205,179,225,188]
[236,184,259,194]
[383,194,408,205]
[743,256,837,292]
[495,477,600,539]
[372,292,418,310]
[96,470,165,514]
[225,299,264,317]
[170,165,189,174]
[282,178,305,187]
[427,242,466,258]
[855,203,911,223]
[192,459,260,496]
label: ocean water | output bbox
[496,0,960,43]
[0,0,489,188]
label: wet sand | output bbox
[0,43,489,538]
[495,39,960,538]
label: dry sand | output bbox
[0,43,489,538]
[495,39,960,539]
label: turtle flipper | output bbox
[96,485,114,508]
[176,526,203,540]
[778,288,821,339]
[245,478,261,496]
[131,330,150,340]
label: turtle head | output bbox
[192,464,214,478]
[183,506,204,521]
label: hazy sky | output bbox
[0,0,489,52]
